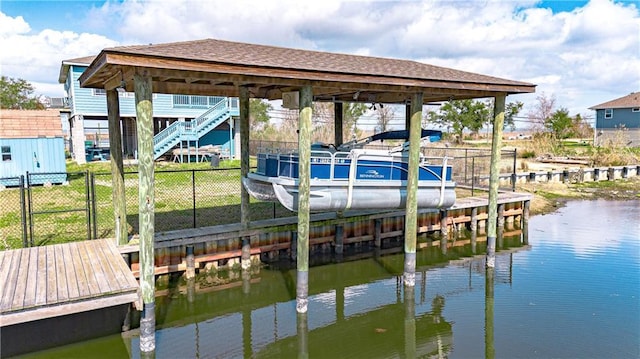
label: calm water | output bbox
[24,200,639,358]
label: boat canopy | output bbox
[337,129,442,151]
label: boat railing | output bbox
[257,149,453,182]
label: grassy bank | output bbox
[517,176,640,216]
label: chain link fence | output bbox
[1,146,511,249]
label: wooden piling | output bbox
[374,219,382,248]
[485,267,495,359]
[239,86,250,225]
[106,89,127,245]
[403,92,423,287]
[334,102,343,147]
[522,200,530,245]
[134,69,155,353]
[296,85,313,313]
[486,95,505,268]
[185,245,195,279]
[335,224,344,254]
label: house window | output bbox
[1,146,11,161]
[93,88,106,96]
[604,109,613,119]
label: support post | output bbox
[486,95,505,268]
[334,102,343,147]
[134,70,155,353]
[239,86,250,226]
[440,209,448,255]
[185,245,195,279]
[374,219,382,248]
[470,207,478,254]
[334,224,344,255]
[296,85,313,313]
[403,92,423,287]
[106,89,128,245]
[485,267,495,359]
[522,200,530,245]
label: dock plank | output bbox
[77,241,106,295]
[70,242,91,298]
[35,246,48,306]
[62,243,80,300]
[88,240,120,293]
[54,244,69,303]
[103,239,139,290]
[10,247,33,310]
[0,250,17,311]
[1,251,22,311]
[45,245,58,305]
[23,246,40,309]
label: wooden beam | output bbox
[134,68,156,353]
[403,92,423,287]
[106,89,128,245]
[486,94,506,268]
[334,102,343,146]
[239,86,250,226]
[296,85,313,314]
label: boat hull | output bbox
[244,173,456,212]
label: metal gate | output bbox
[24,171,96,246]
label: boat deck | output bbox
[0,238,139,327]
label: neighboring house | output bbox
[58,56,240,164]
[0,109,67,186]
[589,92,640,146]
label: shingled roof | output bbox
[79,38,535,104]
[589,92,640,110]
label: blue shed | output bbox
[0,110,67,186]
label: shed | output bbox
[0,109,67,186]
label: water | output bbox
[23,199,639,358]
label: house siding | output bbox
[595,108,640,130]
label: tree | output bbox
[426,99,490,143]
[546,108,573,139]
[528,92,556,131]
[249,98,273,132]
[374,105,395,134]
[342,103,368,141]
[0,76,45,109]
[504,101,524,131]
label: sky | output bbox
[1,0,639,127]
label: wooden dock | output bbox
[0,238,140,327]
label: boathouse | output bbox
[77,37,535,352]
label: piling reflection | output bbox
[28,229,526,358]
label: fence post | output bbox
[26,172,34,246]
[84,171,92,240]
[91,172,98,240]
[512,149,517,192]
[19,175,28,248]
[192,170,196,228]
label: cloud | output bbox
[0,12,119,96]
[0,0,638,116]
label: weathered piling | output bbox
[297,312,309,359]
[296,85,313,313]
[485,266,495,359]
[106,89,127,245]
[403,92,423,287]
[134,70,156,353]
[185,245,195,279]
[486,95,505,268]
[404,284,416,358]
